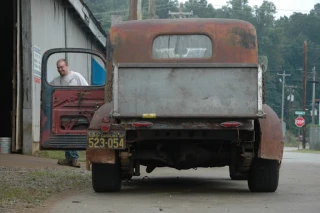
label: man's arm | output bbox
[75,72,89,86]
[80,76,89,86]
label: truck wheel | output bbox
[92,157,121,192]
[248,158,280,192]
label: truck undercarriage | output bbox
[126,127,255,171]
[87,115,281,193]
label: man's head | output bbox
[56,59,70,76]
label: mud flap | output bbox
[86,149,116,170]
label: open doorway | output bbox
[0,0,17,152]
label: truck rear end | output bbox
[85,18,283,193]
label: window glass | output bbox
[46,53,106,86]
[153,35,212,59]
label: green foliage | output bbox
[83,0,320,133]
[84,0,129,29]
[258,55,268,72]
[284,130,299,147]
[84,0,179,29]
[306,123,320,137]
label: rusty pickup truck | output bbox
[40,18,284,193]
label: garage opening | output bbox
[0,0,17,151]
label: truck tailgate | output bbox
[113,64,263,118]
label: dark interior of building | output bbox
[0,0,15,138]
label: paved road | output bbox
[48,148,320,213]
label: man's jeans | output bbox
[65,150,79,161]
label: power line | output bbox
[93,3,172,16]
[97,5,174,22]
[183,2,315,13]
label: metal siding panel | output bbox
[31,0,65,144]
[117,68,258,117]
[66,12,91,82]
[68,0,106,46]
[29,0,105,144]
[31,0,65,51]
[310,128,320,150]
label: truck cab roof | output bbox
[108,18,258,64]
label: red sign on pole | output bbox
[295,117,305,127]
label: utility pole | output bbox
[302,41,307,149]
[129,0,137,20]
[148,0,156,19]
[137,0,142,20]
[316,99,320,125]
[169,3,193,18]
[285,85,298,130]
[277,71,291,125]
[310,66,318,124]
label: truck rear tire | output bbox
[248,158,279,192]
[92,158,121,192]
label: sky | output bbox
[180,0,320,19]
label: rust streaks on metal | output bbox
[228,27,256,49]
[108,18,258,64]
[258,104,284,160]
[86,149,116,165]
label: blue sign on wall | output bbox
[91,58,106,85]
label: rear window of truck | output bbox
[152,35,212,59]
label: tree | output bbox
[184,0,216,18]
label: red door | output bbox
[40,48,106,150]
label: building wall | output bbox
[21,0,106,154]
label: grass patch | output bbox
[289,149,320,154]
[0,183,31,204]
[33,150,86,162]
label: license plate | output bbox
[87,131,126,149]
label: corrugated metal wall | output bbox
[310,128,320,150]
[24,0,106,152]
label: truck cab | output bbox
[40,18,284,193]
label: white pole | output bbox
[312,67,316,124]
[277,71,291,124]
[137,0,142,20]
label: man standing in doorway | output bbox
[51,58,89,168]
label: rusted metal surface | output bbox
[108,18,258,64]
[40,48,107,150]
[52,90,104,134]
[40,88,104,150]
[86,149,116,169]
[258,104,284,161]
[88,102,115,130]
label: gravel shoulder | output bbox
[0,153,92,213]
